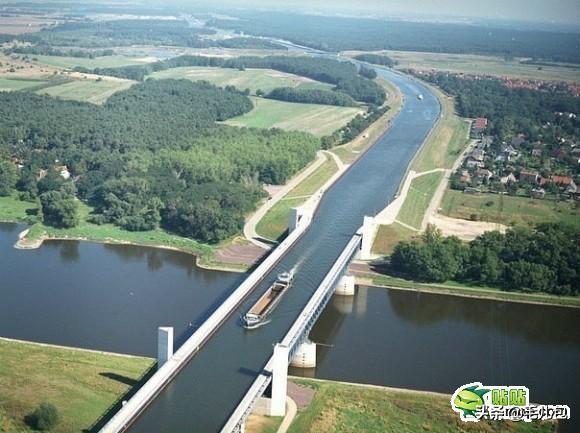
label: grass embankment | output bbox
[5,198,213,259]
[256,156,338,240]
[36,78,135,104]
[0,339,154,433]
[149,67,331,95]
[287,378,554,433]
[353,50,580,84]
[397,171,444,230]
[441,190,580,228]
[226,97,362,137]
[364,273,580,308]
[372,222,416,255]
[246,415,283,433]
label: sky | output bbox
[211,0,580,26]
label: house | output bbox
[466,159,485,169]
[471,117,488,136]
[519,170,539,184]
[37,169,48,180]
[55,165,70,180]
[459,170,471,183]
[475,168,493,182]
[511,134,526,147]
[531,188,546,199]
[551,175,574,187]
[500,173,517,184]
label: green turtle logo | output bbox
[451,382,490,421]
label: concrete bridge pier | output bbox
[335,275,355,296]
[270,344,290,416]
[358,216,378,260]
[290,340,317,368]
[157,327,174,370]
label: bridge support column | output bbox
[288,207,305,233]
[358,216,378,260]
[270,344,289,417]
[290,340,317,368]
[157,326,173,370]
[335,275,355,296]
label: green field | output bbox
[0,78,48,91]
[288,378,555,433]
[32,55,153,69]
[256,156,338,240]
[411,87,470,172]
[441,190,580,228]
[397,172,444,229]
[149,67,331,94]
[225,97,362,137]
[359,50,580,83]
[372,222,417,255]
[0,195,37,222]
[36,79,135,103]
[0,338,153,433]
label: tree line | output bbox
[321,105,389,149]
[354,53,398,68]
[388,224,579,296]
[0,79,319,242]
[266,87,357,107]
[77,55,386,105]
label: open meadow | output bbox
[36,78,135,104]
[149,66,331,94]
[225,97,362,136]
[0,77,48,91]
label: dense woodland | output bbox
[421,73,580,141]
[0,80,319,242]
[388,225,580,296]
[210,12,580,63]
[354,53,398,68]
[266,87,356,107]
[81,55,386,105]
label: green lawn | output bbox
[397,172,444,229]
[0,195,37,222]
[411,89,470,172]
[36,79,135,104]
[0,338,154,433]
[256,156,338,240]
[372,222,417,255]
[32,55,152,69]
[225,97,362,137]
[0,78,47,91]
[441,190,580,228]
[149,67,331,94]
[288,378,555,433]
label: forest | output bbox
[266,87,357,107]
[0,80,319,242]
[421,73,580,141]
[209,12,580,63]
[388,224,580,296]
[81,55,386,105]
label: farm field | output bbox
[441,190,580,228]
[347,50,580,83]
[0,77,48,91]
[36,78,135,104]
[225,97,362,136]
[148,67,332,94]
[0,338,153,433]
[32,54,154,69]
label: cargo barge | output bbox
[243,272,293,329]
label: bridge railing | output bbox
[99,215,313,433]
[220,230,362,433]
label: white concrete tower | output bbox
[157,326,174,370]
[270,344,289,416]
[335,275,355,296]
[290,340,317,368]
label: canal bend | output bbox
[129,67,441,432]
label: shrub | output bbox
[27,403,59,431]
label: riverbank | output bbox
[351,271,580,308]
[0,338,154,433]
[275,377,555,433]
